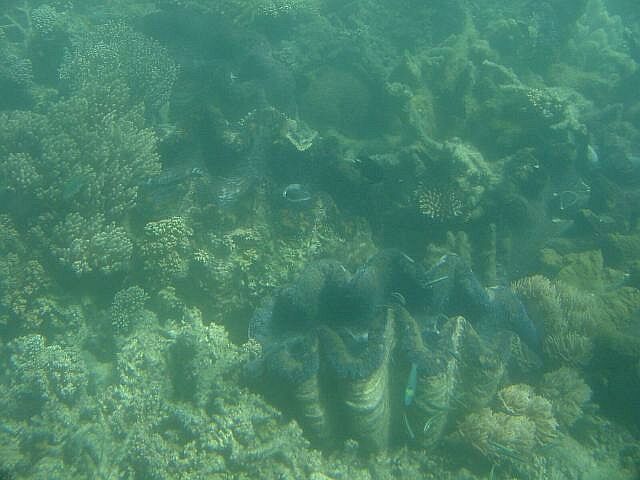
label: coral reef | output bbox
[0,334,87,425]
[511,275,595,367]
[140,216,193,284]
[218,0,320,26]
[51,212,133,276]
[110,285,149,335]
[539,367,592,428]
[0,310,351,479]
[0,0,639,478]
[457,384,557,471]
[59,21,178,117]
[0,77,160,275]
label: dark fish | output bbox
[214,174,254,207]
[282,183,311,203]
[143,166,204,189]
[138,166,205,210]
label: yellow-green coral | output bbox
[111,286,149,334]
[539,367,592,428]
[59,21,178,116]
[458,384,558,466]
[512,275,595,367]
[141,216,193,283]
[0,77,160,275]
[458,408,538,465]
[50,212,133,275]
[497,384,558,445]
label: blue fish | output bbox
[403,362,418,407]
[282,183,312,203]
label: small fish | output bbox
[403,362,418,407]
[402,362,419,440]
[282,183,312,203]
[143,166,204,189]
[586,144,600,169]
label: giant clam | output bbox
[249,250,538,451]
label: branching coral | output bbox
[140,216,193,283]
[0,2,61,48]
[0,77,161,275]
[0,46,33,89]
[59,21,178,117]
[217,0,319,26]
[0,253,50,333]
[0,334,88,418]
[50,213,133,276]
[0,216,55,336]
[110,286,149,335]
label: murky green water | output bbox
[0,1,639,478]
